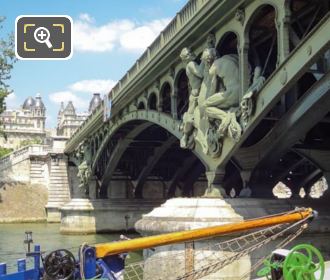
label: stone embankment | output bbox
[0,183,48,223]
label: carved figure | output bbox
[206,33,216,49]
[235,8,245,25]
[198,52,243,153]
[178,35,265,158]
[180,47,204,149]
[77,160,91,189]
[205,53,240,110]
[180,47,204,114]
[76,141,92,191]
[241,66,265,127]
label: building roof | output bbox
[64,101,76,116]
[89,93,102,113]
[35,94,45,110]
[22,96,36,110]
[58,102,65,114]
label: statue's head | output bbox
[180,47,196,62]
[206,33,216,48]
[201,48,217,66]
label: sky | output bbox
[0,0,187,128]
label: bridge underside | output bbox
[95,121,207,199]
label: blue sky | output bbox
[0,0,187,128]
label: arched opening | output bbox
[175,70,189,119]
[250,148,325,198]
[248,5,278,79]
[137,101,145,110]
[309,177,328,198]
[273,181,292,198]
[242,5,279,147]
[223,160,243,196]
[148,93,157,110]
[160,83,172,114]
[216,32,238,56]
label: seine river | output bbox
[0,223,141,272]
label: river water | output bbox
[0,223,141,272]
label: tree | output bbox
[0,16,16,136]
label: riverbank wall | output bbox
[0,183,48,223]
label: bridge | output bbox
[57,0,330,277]
[65,0,330,200]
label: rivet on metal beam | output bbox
[280,69,287,85]
[307,45,312,56]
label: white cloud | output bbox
[49,79,117,112]
[79,13,94,23]
[73,14,170,53]
[120,19,170,52]
[69,79,116,94]
[49,91,89,110]
[5,92,17,108]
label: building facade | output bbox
[0,94,46,149]
[56,93,102,138]
[0,93,103,149]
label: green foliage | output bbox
[0,146,13,158]
[0,16,16,115]
[19,138,43,148]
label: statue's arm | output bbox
[188,62,204,78]
[205,92,226,107]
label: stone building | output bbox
[56,93,102,138]
[0,94,46,149]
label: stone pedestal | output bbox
[135,198,250,279]
[59,198,163,234]
[135,197,330,279]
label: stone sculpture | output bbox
[180,47,204,149]
[180,34,265,158]
[241,66,265,127]
[76,142,92,192]
[77,160,91,189]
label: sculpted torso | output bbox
[206,54,240,109]
[186,61,204,96]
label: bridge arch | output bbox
[92,110,208,199]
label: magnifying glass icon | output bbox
[34,27,53,49]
